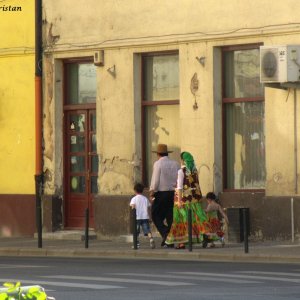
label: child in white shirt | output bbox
[130,183,155,249]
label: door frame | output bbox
[62,58,97,228]
[63,105,97,228]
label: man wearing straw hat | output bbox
[150,144,180,247]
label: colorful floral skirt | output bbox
[165,200,210,245]
[206,215,225,241]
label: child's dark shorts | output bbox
[136,219,151,236]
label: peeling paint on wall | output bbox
[99,155,140,194]
[44,57,54,162]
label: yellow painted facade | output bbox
[0,0,35,193]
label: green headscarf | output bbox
[182,152,196,173]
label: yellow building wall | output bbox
[0,0,35,193]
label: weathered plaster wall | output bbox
[42,0,300,198]
[265,88,296,195]
[43,54,55,195]
[263,36,300,196]
[43,0,300,50]
[97,48,136,195]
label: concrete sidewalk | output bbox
[0,233,300,264]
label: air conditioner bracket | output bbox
[264,82,300,90]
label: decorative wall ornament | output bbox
[196,56,206,66]
[190,72,199,110]
[107,65,116,77]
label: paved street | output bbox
[0,257,300,299]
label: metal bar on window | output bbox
[141,51,179,57]
[142,100,180,106]
[64,104,96,111]
[223,97,264,103]
[222,43,263,52]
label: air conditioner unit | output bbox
[260,45,300,83]
[94,50,104,66]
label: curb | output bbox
[0,247,299,264]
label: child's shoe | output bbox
[220,237,225,247]
[202,234,209,248]
[150,238,155,249]
[132,241,140,249]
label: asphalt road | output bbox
[0,256,300,299]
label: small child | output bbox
[204,192,229,248]
[130,183,155,249]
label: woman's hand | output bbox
[177,200,183,208]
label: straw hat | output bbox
[152,144,173,154]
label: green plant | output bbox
[0,282,48,300]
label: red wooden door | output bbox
[64,109,98,228]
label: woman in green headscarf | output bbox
[165,152,209,249]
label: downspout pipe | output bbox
[35,0,43,248]
[294,89,298,195]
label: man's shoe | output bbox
[163,243,174,248]
[161,235,167,247]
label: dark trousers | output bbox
[151,191,174,239]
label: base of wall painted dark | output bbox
[94,195,132,237]
[219,192,300,240]
[0,194,36,237]
[42,195,63,232]
[35,192,300,241]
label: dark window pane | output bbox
[91,155,98,173]
[224,49,264,98]
[66,63,96,104]
[91,134,97,152]
[70,113,85,132]
[70,156,85,172]
[70,135,85,152]
[144,105,180,186]
[143,55,179,101]
[91,113,96,131]
[225,102,265,189]
[91,176,98,193]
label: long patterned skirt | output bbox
[165,200,209,245]
[206,213,225,241]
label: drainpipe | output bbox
[294,89,298,195]
[35,0,43,248]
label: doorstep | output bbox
[34,229,97,241]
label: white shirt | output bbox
[130,194,151,220]
[150,156,180,192]
[177,168,185,190]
